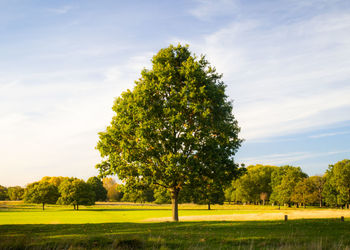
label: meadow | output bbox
[1,201,350,249]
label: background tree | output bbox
[0,185,9,200]
[122,178,155,203]
[309,175,325,207]
[233,165,276,204]
[103,177,123,201]
[330,159,350,208]
[57,179,95,210]
[96,44,242,221]
[153,186,171,204]
[87,177,107,201]
[191,179,225,210]
[24,182,60,210]
[224,186,235,204]
[41,176,69,187]
[291,178,316,208]
[270,166,307,207]
[323,165,339,207]
[7,186,24,201]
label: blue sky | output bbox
[1,0,349,187]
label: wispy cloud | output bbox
[46,5,74,15]
[309,131,350,138]
[188,6,350,140]
[239,150,350,166]
[189,0,238,20]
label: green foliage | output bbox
[291,178,317,207]
[323,159,350,207]
[40,176,70,187]
[102,178,123,201]
[122,179,155,203]
[190,179,225,208]
[234,165,277,204]
[57,179,95,208]
[7,186,24,200]
[87,177,107,201]
[309,175,325,207]
[96,44,241,220]
[153,186,171,204]
[323,165,339,207]
[24,182,60,209]
[0,185,9,200]
[270,167,303,205]
[269,166,308,205]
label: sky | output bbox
[1,0,349,187]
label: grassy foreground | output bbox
[1,202,350,249]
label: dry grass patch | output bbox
[145,209,350,222]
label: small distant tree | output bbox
[309,175,325,207]
[87,177,107,201]
[270,166,307,207]
[57,179,95,210]
[260,192,268,205]
[191,179,225,210]
[153,186,171,204]
[7,186,24,200]
[0,185,9,200]
[122,178,154,203]
[325,160,350,208]
[24,182,60,210]
[234,165,277,204]
[291,178,317,208]
[103,177,123,201]
[323,165,339,207]
[224,186,234,204]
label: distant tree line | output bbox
[225,159,350,208]
[0,176,107,210]
[1,159,349,209]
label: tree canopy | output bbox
[270,166,307,206]
[96,44,242,221]
[24,182,60,210]
[87,177,107,201]
[7,186,24,201]
[0,185,9,200]
[57,179,95,209]
[323,159,350,208]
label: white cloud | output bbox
[189,0,238,20]
[189,10,350,140]
[309,131,350,138]
[46,5,73,15]
[0,53,152,186]
[239,150,350,166]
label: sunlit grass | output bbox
[1,201,350,249]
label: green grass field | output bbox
[1,201,350,249]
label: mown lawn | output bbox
[0,202,279,224]
[1,202,350,249]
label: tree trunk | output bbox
[77,204,79,210]
[208,202,211,210]
[73,204,76,210]
[42,203,45,210]
[171,188,179,222]
[319,198,322,208]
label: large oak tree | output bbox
[96,44,241,221]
